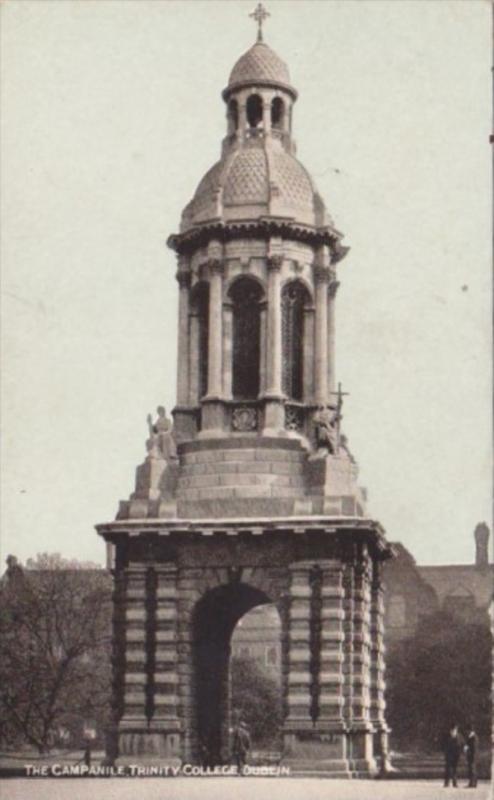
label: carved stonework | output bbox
[285,404,304,432]
[207,257,224,275]
[313,265,331,284]
[329,278,340,299]
[231,405,258,432]
[267,254,283,271]
[175,270,191,290]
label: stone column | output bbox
[302,306,315,403]
[314,266,330,405]
[238,100,247,143]
[188,310,200,405]
[369,560,391,772]
[201,253,225,435]
[176,571,201,762]
[259,301,268,394]
[175,270,191,407]
[327,273,339,398]
[222,301,233,399]
[172,270,197,442]
[108,568,126,762]
[342,557,355,738]
[350,546,375,771]
[263,254,284,433]
[262,93,272,135]
[151,565,181,757]
[206,259,223,398]
[318,562,346,736]
[284,562,312,754]
[118,565,148,755]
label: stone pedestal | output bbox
[99,519,391,775]
[307,454,366,517]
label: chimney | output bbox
[474,522,490,568]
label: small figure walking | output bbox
[442,723,462,787]
[464,722,478,788]
[231,719,251,774]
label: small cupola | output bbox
[222,3,297,147]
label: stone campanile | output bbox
[98,7,392,777]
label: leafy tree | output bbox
[0,553,112,753]
[385,611,492,751]
[230,656,282,746]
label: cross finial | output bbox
[250,2,270,43]
[330,382,350,453]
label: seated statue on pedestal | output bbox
[146,406,177,462]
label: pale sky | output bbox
[1,0,491,567]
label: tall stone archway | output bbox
[192,582,273,763]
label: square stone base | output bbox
[118,731,181,760]
[282,730,352,776]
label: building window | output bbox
[443,589,475,618]
[388,594,406,627]
[238,646,251,659]
[282,281,310,401]
[230,277,263,399]
[246,94,263,128]
[265,646,279,666]
[271,97,285,129]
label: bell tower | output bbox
[98,6,392,777]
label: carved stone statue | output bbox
[313,403,339,455]
[146,406,177,462]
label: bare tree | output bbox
[0,553,112,753]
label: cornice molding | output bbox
[167,219,347,258]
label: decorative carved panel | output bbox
[284,403,304,432]
[231,405,258,432]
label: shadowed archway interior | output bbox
[192,582,272,763]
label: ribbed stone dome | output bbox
[180,140,330,232]
[225,41,296,97]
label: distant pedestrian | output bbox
[442,723,462,788]
[464,722,478,788]
[83,742,91,767]
[231,719,251,773]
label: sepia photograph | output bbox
[1,1,492,798]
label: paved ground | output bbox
[1,778,491,800]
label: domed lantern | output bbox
[168,8,348,447]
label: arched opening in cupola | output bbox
[229,277,263,400]
[281,281,311,402]
[228,99,239,133]
[246,94,263,129]
[190,281,209,399]
[271,97,285,130]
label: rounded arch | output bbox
[271,97,285,130]
[246,94,263,128]
[228,276,264,400]
[190,281,209,399]
[281,280,312,401]
[280,274,314,303]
